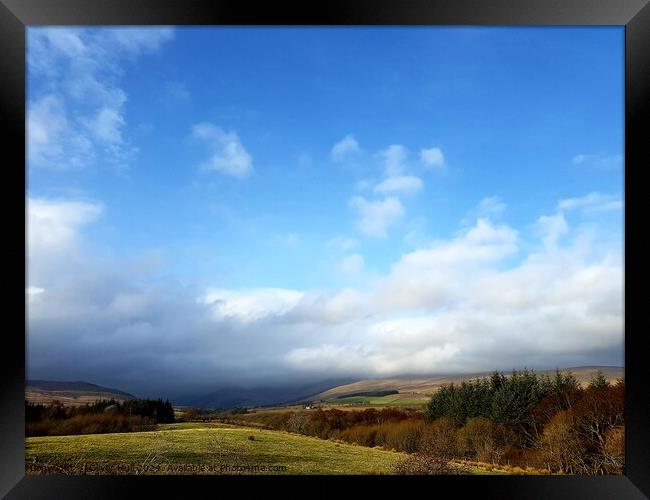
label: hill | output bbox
[26,380,135,406]
[308,366,623,402]
[183,378,353,409]
[25,422,407,475]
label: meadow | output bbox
[26,422,408,475]
[324,394,429,407]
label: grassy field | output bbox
[324,394,429,407]
[25,422,408,475]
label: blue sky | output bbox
[26,27,624,396]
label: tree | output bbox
[490,370,549,428]
[285,412,310,434]
[589,370,609,389]
[539,410,586,474]
[602,426,624,474]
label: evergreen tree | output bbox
[589,369,609,389]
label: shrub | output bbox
[419,416,459,458]
[339,424,380,447]
[457,417,504,463]
[394,454,470,475]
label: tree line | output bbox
[422,369,623,474]
[26,398,175,436]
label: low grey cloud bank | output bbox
[27,195,623,398]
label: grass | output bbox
[325,394,429,407]
[25,422,408,475]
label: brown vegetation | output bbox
[216,370,624,475]
[26,398,174,436]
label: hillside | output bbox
[26,380,135,406]
[183,378,353,409]
[25,422,407,475]
[308,366,623,402]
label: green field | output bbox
[25,422,408,475]
[325,394,429,407]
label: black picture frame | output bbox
[2,0,648,497]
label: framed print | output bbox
[1,0,648,498]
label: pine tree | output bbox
[589,369,609,389]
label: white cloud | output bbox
[27,95,94,169]
[374,175,423,195]
[338,253,365,278]
[285,212,621,377]
[290,288,371,324]
[331,134,361,162]
[538,213,569,250]
[376,218,518,310]
[97,27,174,56]
[85,106,125,144]
[286,341,460,376]
[27,27,174,169]
[27,197,105,306]
[192,122,253,178]
[572,153,622,170]
[557,192,623,213]
[28,197,104,254]
[26,194,623,391]
[372,145,424,197]
[26,287,46,304]
[201,288,304,323]
[349,196,405,238]
[420,147,445,168]
[381,145,408,176]
[461,196,507,227]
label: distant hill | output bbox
[183,378,354,409]
[307,366,624,402]
[26,380,135,406]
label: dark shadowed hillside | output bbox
[26,380,135,406]
[183,378,354,409]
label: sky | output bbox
[26,26,624,398]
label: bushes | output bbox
[328,419,426,452]
[339,424,380,447]
[26,413,156,436]
[285,412,310,434]
[419,416,459,458]
[220,407,423,453]
[457,417,503,463]
[537,381,625,474]
[25,398,174,436]
[383,419,425,453]
[394,454,470,475]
